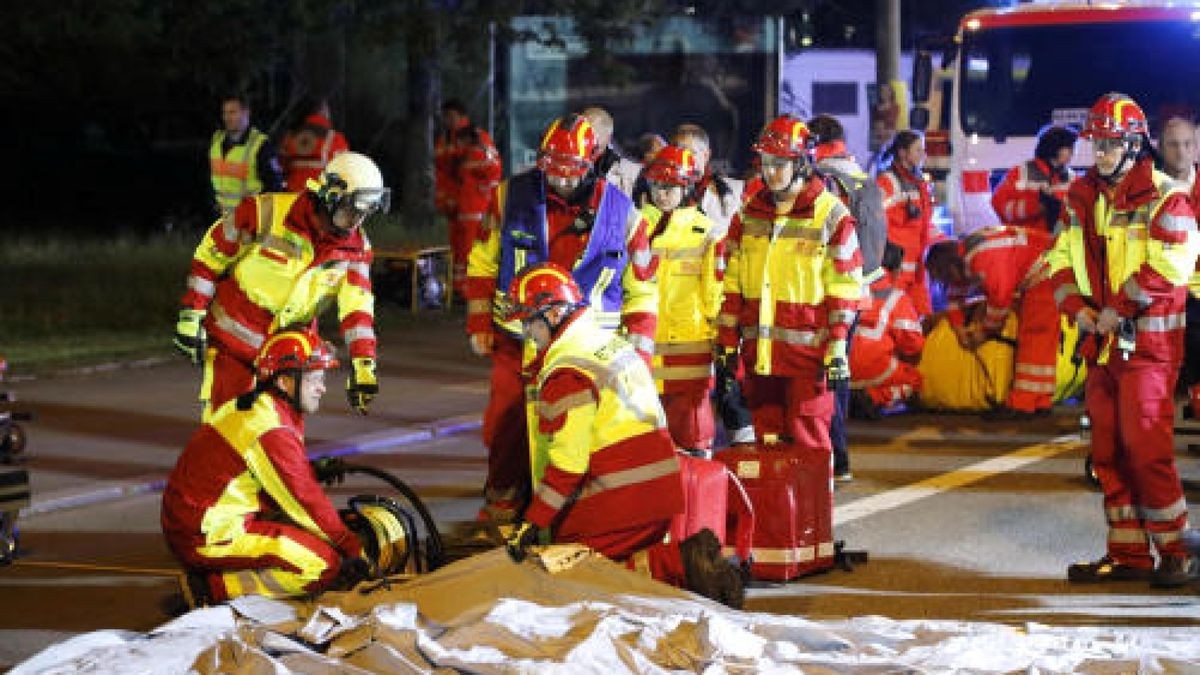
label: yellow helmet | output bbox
[308,152,391,216]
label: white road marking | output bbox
[834,433,1082,527]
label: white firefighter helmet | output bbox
[308,152,392,216]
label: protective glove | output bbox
[1074,307,1099,333]
[505,520,540,563]
[173,309,207,366]
[823,339,850,383]
[310,457,348,486]
[346,357,379,415]
[469,332,495,357]
[335,555,374,589]
[1095,307,1122,335]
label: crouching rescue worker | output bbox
[174,152,386,419]
[926,223,1059,420]
[641,145,725,456]
[1046,93,1200,587]
[162,329,367,603]
[849,242,924,417]
[501,264,745,609]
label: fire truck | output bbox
[910,1,1200,236]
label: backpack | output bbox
[822,167,887,277]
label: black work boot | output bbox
[1152,554,1199,588]
[1066,556,1153,583]
[680,528,746,610]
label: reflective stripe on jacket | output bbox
[991,159,1071,233]
[279,114,349,192]
[850,279,924,389]
[161,394,360,558]
[877,166,943,314]
[960,225,1055,332]
[523,312,683,537]
[210,128,269,211]
[643,204,723,393]
[717,179,863,376]
[181,193,376,364]
[1046,160,1199,364]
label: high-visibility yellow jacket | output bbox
[1046,159,1199,364]
[210,128,269,212]
[180,192,376,365]
[523,311,684,539]
[643,204,724,393]
[717,178,863,376]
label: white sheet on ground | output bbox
[10,548,1200,674]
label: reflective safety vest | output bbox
[1047,163,1199,364]
[210,128,269,212]
[719,186,862,376]
[643,204,722,393]
[185,193,375,365]
[495,171,641,335]
[524,312,683,538]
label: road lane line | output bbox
[834,433,1083,527]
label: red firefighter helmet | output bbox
[1082,92,1148,140]
[254,329,339,382]
[645,145,700,187]
[501,263,583,323]
[537,115,597,179]
[752,114,813,159]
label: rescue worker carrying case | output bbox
[718,441,834,580]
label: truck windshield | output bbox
[960,20,1200,138]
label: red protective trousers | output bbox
[1007,280,1060,412]
[660,389,716,451]
[201,349,254,418]
[481,332,533,510]
[1085,356,1190,567]
[743,370,834,451]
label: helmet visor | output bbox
[349,188,391,216]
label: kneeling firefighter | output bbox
[501,263,745,608]
[162,329,411,603]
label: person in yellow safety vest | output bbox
[174,152,389,419]
[1046,93,1200,588]
[641,145,726,457]
[162,329,368,604]
[716,114,863,451]
[501,263,745,609]
[209,93,283,215]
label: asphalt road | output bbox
[2,316,1198,669]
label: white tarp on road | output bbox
[11,548,1200,674]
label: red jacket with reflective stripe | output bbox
[878,166,943,314]
[850,278,924,386]
[956,225,1054,332]
[991,159,1071,233]
[455,129,503,223]
[279,114,350,192]
[161,394,361,558]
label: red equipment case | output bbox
[669,453,755,564]
[717,442,834,581]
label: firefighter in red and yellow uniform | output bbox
[641,146,725,455]
[849,242,924,414]
[501,264,744,609]
[278,99,350,192]
[927,224,1059,418]
[162,329,363,602]
[991,125,1076,234]
[173,152,387,419]
[717,114,863,450]
[877,130,944,316]
[465,115,658,522]
[1046,93,1200,587]
[452,125,504,296]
